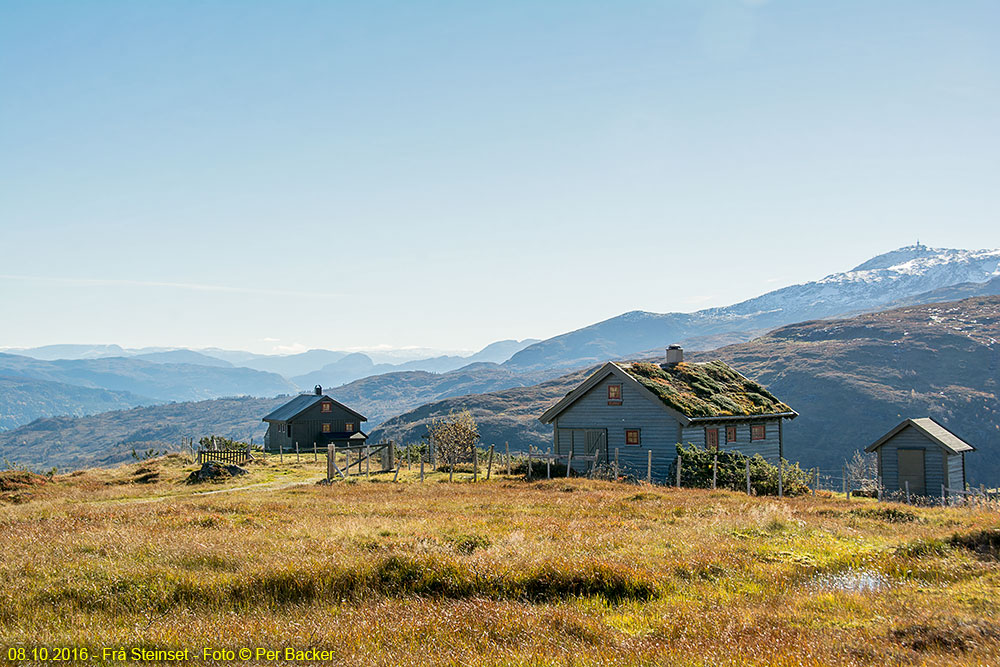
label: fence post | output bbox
[420,456,425,483]
[280,445,283,464]
[813,468,817,497]
[566,450,573,479]
[905,480,910,504]
[546,447,551,480]
[527,449,532,480]
[487,445,494,480]
[327,445,333,481]
[746,458,751,495]
[505,442,510,476]
[295,442,300,464]
[676,454,682,487]
[474,446,479,483]
[389,440,396,471]
[941,483,946,507]
[366,445,371,478]
[449,452,454,483]
[393,462,401,483]
[778,457,783,498]
[842,465,847,497]
[614,448,619,480]
[712,453,718,490]
[877,476,882,502]
[647,450,652,485]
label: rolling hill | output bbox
[0,377,155,431]
[374,296,1000,484]
[0,362,560,470]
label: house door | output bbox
[897,449,925,495]
[585,430,607,463]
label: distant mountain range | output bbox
[374,295,1000,484]
[504,245,1000,371]
[0,377,152,432]
[0,353,296,404]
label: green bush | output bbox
[668,444,811,496]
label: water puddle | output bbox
[808,568,891,593]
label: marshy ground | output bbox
[1,455,998,665]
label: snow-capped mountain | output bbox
[505,245,1000,370]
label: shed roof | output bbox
[866,417,975,454]
[539,360,796,425]
[262,394,367,423]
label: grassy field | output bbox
[1,455,999,666]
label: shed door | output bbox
[897,449,925,495]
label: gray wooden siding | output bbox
[947,452,965,489]
[680,421,781,464]
[553,375,680,480]
[876,425,953,495]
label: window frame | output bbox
[320,401,333,413]
[726,426,737,443]
[345,422,354,433]
[321,423,332,434]
[625,429,640,446]
[607,383,622,406]
[751,424,766,441]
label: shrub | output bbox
[668,444,811,496]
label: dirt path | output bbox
[82,475,327,507]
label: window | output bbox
[726,426,737,443]
[345,422,354,433]
[751,424,766,441]
[607,384,622,405]
[320,402,332,413]
[321,423,331,434]
[705,428,719,451]
[625,429,640,446]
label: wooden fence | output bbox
[198,448,254,465]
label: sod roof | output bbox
[621,361,793,419]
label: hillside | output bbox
[0,363,562,470]
[374,296,1000,483]
[3,460,999,666]
[0,396,287,470]
[0,376,154,431]
[505,245,1000,371]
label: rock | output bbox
[186,461,249,484]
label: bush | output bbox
[668,444,811,496]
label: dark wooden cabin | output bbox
[263,385,367,452]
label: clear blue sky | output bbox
[1,1,997,354]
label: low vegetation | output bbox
[1,454,999,665]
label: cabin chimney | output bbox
[314,384,322,395]
[664,345,683,366]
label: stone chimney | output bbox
[664,345,683,366]
[314,384,323,395]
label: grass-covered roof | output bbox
[622,361,792,419]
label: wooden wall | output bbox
[876,425,953,494]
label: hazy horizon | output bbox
[2,2,998,354]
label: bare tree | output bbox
[845,449,879,496]
[427,410,479,471]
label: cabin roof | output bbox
[865,417,975,454]
[262,394,367,423]
[539,360,796,425]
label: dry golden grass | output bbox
[1,455,999,666]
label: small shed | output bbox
[263,385,368,452]
[865,417,974,495]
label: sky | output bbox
[1,0,998,355]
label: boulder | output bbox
[186,461,249,484]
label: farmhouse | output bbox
[865,417,973,496]
[263,386,368,452]
[538,346,797,480]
